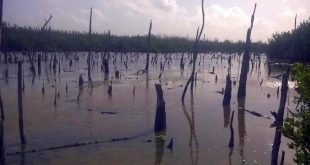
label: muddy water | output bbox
[1,53,296,165]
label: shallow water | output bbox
[1,52,297,165]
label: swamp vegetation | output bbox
[0,0,309,164]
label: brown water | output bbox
[1,52,297,165]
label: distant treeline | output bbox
[267,18,310,62]
[1,23,267,54]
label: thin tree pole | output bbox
[181,0,205,102]
[18,62,26,144]
[145,20,152,72]
[88,8,92,81]
[223,74,232,105]
[31,15,52,57]
[237,4,256,98]
[88,7,93,88]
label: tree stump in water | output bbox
[271,73,289,165]
[154,84,166,133]
[18,62,26,144]
[145,20,152,72]
[79,74,84,88]
[115,71,120,79]
[223,74,232,105]
[38,54,41,76]
[237,4,256,98]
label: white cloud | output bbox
[3,0,310,42]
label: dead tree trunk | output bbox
[87,8,94,88]
[271,73,288,165]
[223,74,232,105]
[18,62,26,144]
[237,4,256,98]
[181,0,205,102]
[30,15,52,71]
[180,53,185,70]
[107,30,111,63]
[38,54,41,76]
[145,20,152,72]
[154,84,166,133]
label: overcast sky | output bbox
[3,0,310,42]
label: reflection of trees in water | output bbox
[223,105,231,128]
[181,93,199,165]
[237,97,246,163]
[20,144,26,165]
[154,135,165,165]
[87,111,93,139]
[228,147,233,165]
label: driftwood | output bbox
[6,137,133,156]
[18,62,26,144]
[237,3,256,98]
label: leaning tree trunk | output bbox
[271,72,289,165]
[237,4,256,98]
[145,20,152,72]
[181,0,205,102]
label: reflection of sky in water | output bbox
[263,81,296,89]
[1,53,297,165]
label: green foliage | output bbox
[293,64,310,103]
[283,64,310,164]
[267,18,310,62]
[1,23,267,53]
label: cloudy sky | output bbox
[3,0,310,42]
